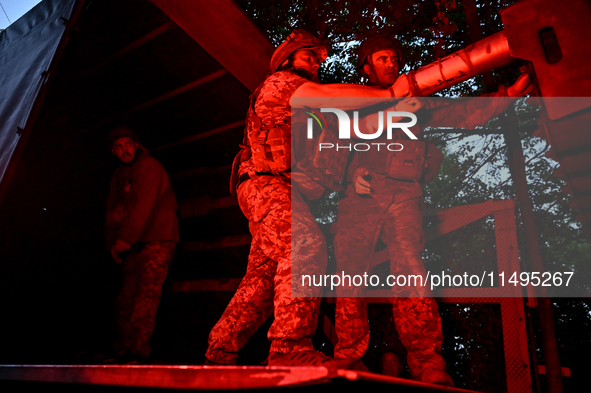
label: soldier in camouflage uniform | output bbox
[333,35,532,385]
[205,30,399,367]
[105,125,179,363]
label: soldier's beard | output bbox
[121,146,144,166]
[292,67,320,83]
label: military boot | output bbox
[415,367,455,387]
[379,352,404,377]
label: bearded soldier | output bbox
[205,30,401,367]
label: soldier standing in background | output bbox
[105,125,179,364]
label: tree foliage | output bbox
[238,0,517,86]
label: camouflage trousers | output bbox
[206,175,326,364]
[333,192,446,378]
[114,240,175,358]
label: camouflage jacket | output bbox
[244,70,346,196]
[349,88,514,204]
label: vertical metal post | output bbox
[504,123,563,393]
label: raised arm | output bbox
[291,81,396,109]
[356,97,424,138]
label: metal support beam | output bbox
[373,199,514,266]
[178,196,237,219]
[72,23,175,81]
[93,69,227,129]
[149,0,273,92]
[152,120,243,153]
[183,234,251,251]
[171,278,242,292]
[504,125,563,393]
[0,365,332,390]
[171,164,232,182]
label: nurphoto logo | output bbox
[307,109,418,151]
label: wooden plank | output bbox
[183,234,251,251]
[210,196,238,210]
[171,278,242,292]
[538,365,571,377]
[72,23,175,81]
[120,69,227,117]
[171,164,232,182]
[559,151,591,175]
[421,199,511,217]
[93,69,228,130]
[375,200,514,265]
[541,112,591,154]
[423,200,494,243]
[569,177,591,194]
[178,196,210,218]
[149,0,274,92]
[151,120,244,153]
[178,195,239,220]
[571,196,591,215]
[493,208,523,297]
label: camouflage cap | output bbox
[357,35,404,72]
[270,29,330,73]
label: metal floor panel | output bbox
[0,364,480,392]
